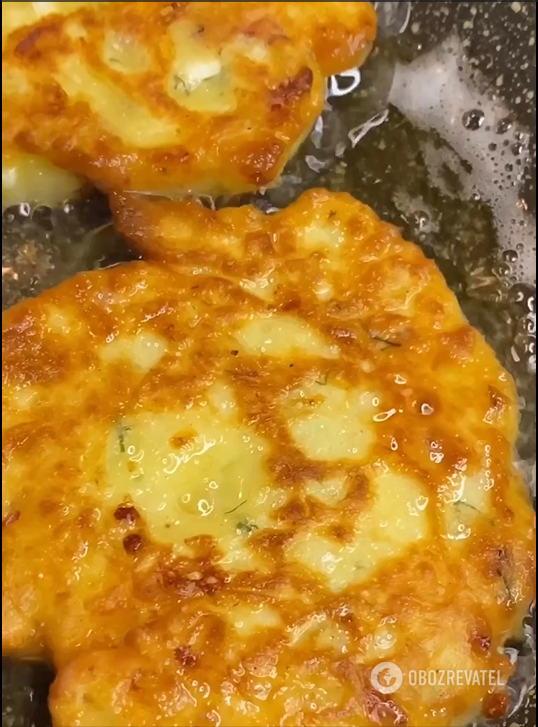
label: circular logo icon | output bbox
[370,662,403,695]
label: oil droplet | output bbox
[410,210,432,234]
[421,403,434,416]
[496,262,512,277]
[502,250,519,264]
[496,117,513,134]
[462,109,485,130]
[374,409,397,423]
[17,202,31,218]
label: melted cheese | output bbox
[283,382,378,461]
[103,31,150,74]
[105,384,283,570]
[168,21,236,114]
[100,331,168,372]
[4,2,359,195]
[288,470,428,590]
[57,59,178,148]
[235,315,339,358]
[2,151,82,208]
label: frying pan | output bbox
[1,2,536,726]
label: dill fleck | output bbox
[116,422,132,454]
[173,75,190,94]
[236,520,259,536]
[225,499,247,515]
[454,501,495,525]
[371,335,402,349]
[454,501,481,514]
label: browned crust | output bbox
[2,191,535,727]
[2,2,376,194]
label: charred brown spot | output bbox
[254,529,293,552]
[371,335,402,350]
[128,669,144,693]
[77,508,99,529]
[229,367,259,382]
[244,17,287,45]
[237,141,284,185]
[416,397,437,417]
[161,568,182,588]
[25,83,67,115]
[329,523,353,542]
[245,18,284,42]
[471,634,492,654]
[277,498,307,524]
[281,297,302,312]
[161,567,226,598]
[366,692,408,726]
[150,147,190,171]
[14,25,55,57]
[440,325,476,362]
[200,571,225,596]
[270,67,314,110]
[494,547,509,575]
[2,510,20,528]
[344,470,370,506]
[174,646,198,668]
[337,609,355,625]
[114,505,139,525]
[270,457,324,487]
[245,231,274,256]
[160,2,185,25]
[39,500,58,516]
[169,431,196,450]
[331,327,358,343]
[485,386,506,421]
[123,533,143,554]
[482,692,509,721]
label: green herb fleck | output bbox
[454,501,482,514]
[371,335,402,349]
[173,75,189,94]
[453,501,495,526]
[236,520,259,536]
[225,499,247,515]
[116,422,132,454]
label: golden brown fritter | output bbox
[3,190,534,726]
[2,2,376,199]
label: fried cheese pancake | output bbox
[2,2,376,203]
[2,190,535,727]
